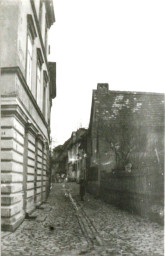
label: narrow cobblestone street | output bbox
[1,183,164,256]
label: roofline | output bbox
[88,90,96,133]
[88,88,164,133]
[93,89,165,96]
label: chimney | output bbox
[97,83,109,93]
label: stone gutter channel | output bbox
[65,188,140,255]
[67,191,105,248]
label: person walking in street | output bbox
[79,176,86,201]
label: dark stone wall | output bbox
[99,167,164,222]
[88,89,164,223]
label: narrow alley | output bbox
[1,1,164,256]
[1,183,164,256]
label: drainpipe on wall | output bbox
[97,155,101,198]
[97,133,101,197]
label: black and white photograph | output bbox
[0,0,164,255]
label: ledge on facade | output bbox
[48,62,56,99]
[1,66,49,130]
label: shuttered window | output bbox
[26,34,33,89]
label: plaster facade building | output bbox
[51,129,88,183]
[67,128,88,182]
[51,145,64,182]
[0,0,56,231]
[51,141,69,183]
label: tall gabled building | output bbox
[0,0,56,231]
[87,84,164,194]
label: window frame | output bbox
[36,60,42,109]
[26,15,37,90]
[43,71,48,119]
[26,32,33,89]
[36,48,44,109]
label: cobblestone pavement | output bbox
[1,183,164,256]
[78,193,164,256]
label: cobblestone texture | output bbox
[79,193,164,256]
[1,183,164,256]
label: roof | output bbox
[89,84,164,131]
[53,145,63,152]
[68,128,87,149]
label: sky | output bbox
[48,0,165,147]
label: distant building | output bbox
[0,0,56,231]
[87,83,164,195]
[51,129,88,183]
[51,142,69,182]
[51,145,63,182]
[67,128,88,182]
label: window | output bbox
[36,48,44,109]
[26,34,33,89]
[43,71,48,120]
[43,82,46,116]
[47,91,50,124]
[47,93,50,125]
[39,0,43,24]
[26,15,37,89]
[36,61,42,109]
[45,14,48,53]
[39,0,45,42]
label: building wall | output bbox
[99,168,164,223]
[68,146,87,182]
[68,143,79,180]
[68,163,76,180]
[1,115,25,230]
[0,0,19,67]
[87,87,164,215]
[1,98,50,231]
[0,0,52,123]
[1,0,55,231]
